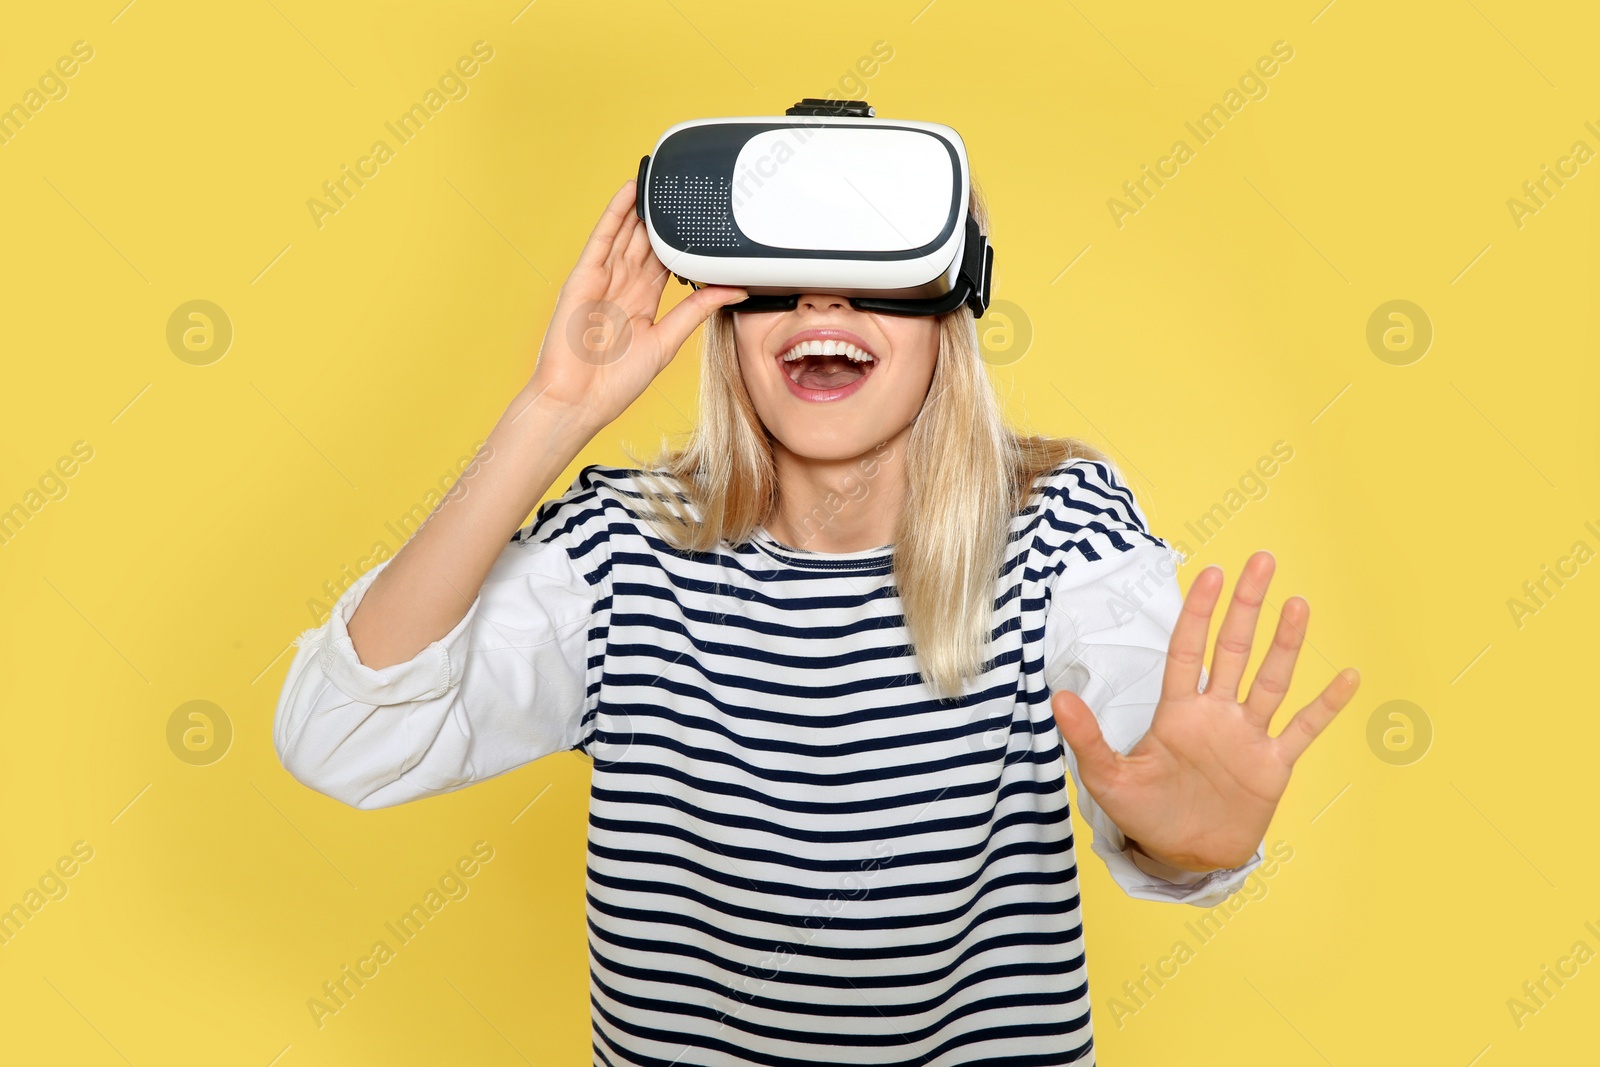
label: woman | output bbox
[274,176,1360,1065]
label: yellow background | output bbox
[2,0,1596,1063]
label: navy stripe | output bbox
[580,693,1039,762]
[592,750,1067,818]
[590,941,1083,1019]
[586,886,1080,963]
[584,860,1078,940]
[587,971,1092,1067]
[586,835,1076,904]
[587,915,1086,994]
[593,966,1088,1047]
[589,775,1068,847]
[587,805,1071,878]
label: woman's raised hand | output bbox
[526,179,748,430]
[1051,550,1361,873]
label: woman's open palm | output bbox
[1051,550,1361,873]
[527,178,747,428]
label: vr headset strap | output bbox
[849,215,992,318]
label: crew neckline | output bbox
[750,526,895,567]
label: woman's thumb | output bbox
[653,285,748,358]
[1051,689,1120,787]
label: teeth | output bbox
[780,339,875,363]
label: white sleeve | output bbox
[1039,465,1264,907]
[272,528,597,810]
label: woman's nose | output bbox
[797,293,850,312]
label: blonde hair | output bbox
[628,177,1108,701]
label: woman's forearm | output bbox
[344,388,602,671]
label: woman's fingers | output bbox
[1206,550,1275,703]
[574,179,638,274]
[612,210,664,314]
[1243,596,1308,726]
[1274,668,1361,765]
[621,199,654,267]
[1161,565,1224,704]
[602,205,639,272]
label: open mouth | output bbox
[777,338,876,392]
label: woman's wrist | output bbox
[502,383,606,444]
[485,387,605,518]
[1124,835,1221,874]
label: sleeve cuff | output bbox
[1091,825,1266,907]
[308,557,477,707]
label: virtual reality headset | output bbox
[635,98,993,317]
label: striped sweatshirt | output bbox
[274,457,1264,1066]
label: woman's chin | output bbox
[770,426,897,465]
